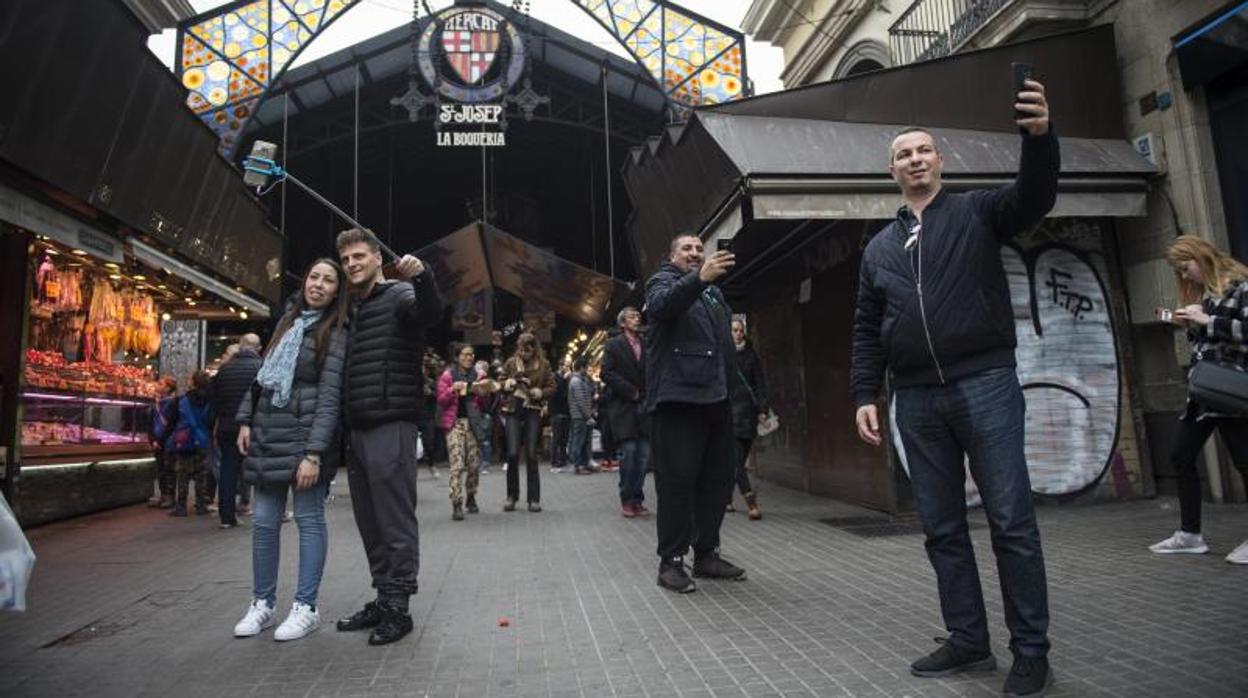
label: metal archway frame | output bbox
[176,0,749,156]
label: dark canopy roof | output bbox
[622,25,1156,275]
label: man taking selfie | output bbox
[850,78,1059,697]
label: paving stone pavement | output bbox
[2,465,1247,697]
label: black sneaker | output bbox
[452,503,465,521]
[466,496,479,514]
[1004,655,1052,697]
[692,552,746,580]
[368,603,414,645]
[503,499,517,512]
[657,561,697,593]
[336,601,383,632]
[910,639,997,677]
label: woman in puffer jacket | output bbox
[231,259,350,642]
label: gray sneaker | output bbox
[1149,530,1208,554]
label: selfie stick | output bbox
[243,141,399,262]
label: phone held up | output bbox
[1011,62,1034,134]
[1154,307,1173,323]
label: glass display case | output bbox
[21,389,154,459]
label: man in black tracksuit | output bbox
[334,228,443,645]
[850,80,1058,697]
[211,333,262,528]
[644,235,746,593]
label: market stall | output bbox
[19,237,166,465]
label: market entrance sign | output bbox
[410,5,529,148]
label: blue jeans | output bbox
[216,437,242,525]
[252,482,328,607]
[894,367,1049,658]
[568,418,591,468]
[617,437,650,505]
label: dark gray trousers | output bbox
[348,421,420,603]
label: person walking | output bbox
[1148,235,1248,563]
[644,234,745,594]
[500,333,556,511]
[437,344,485,521]
[147,376,178,509]
[601,307,650,517]
[419,348,443,479]
[474,359,497,475]
[566,356,597,475]
[549,360,572,473]
[232,259,349,642]
[334,228,443,646]
[729,318,767,521]
[166,371,215,517]
[850,79,1057,696]
[212,333,262,529]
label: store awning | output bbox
[621,25,1157,276]
[1172,0,1248,89]
[416,221,630,326]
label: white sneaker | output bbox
[273,602,320,641]
[233,599,276,637]
[1225,539,1248,564]
[1149,530,1208,554]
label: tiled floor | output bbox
[2,466,1246,697]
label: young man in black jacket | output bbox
[334,228,443,646]
[211,333,262,528]
[850,79,1058,697]
[644,235,745,593]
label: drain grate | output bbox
[819,515,983,539]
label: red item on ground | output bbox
[498,617,511,628]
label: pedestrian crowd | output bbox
[134,77,1248,698]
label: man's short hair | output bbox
[573,355,589,371]
[668,232,700,255]
[616,306,639,327]
[336,227,380,253]
[889,126,935,162]
[239,333,261,351]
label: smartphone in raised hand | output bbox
[1011,62,1034,133]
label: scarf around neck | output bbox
[256,309,322,408]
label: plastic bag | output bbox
[757,409,780,438]
[0,491,36,612]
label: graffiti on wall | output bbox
[891,220,1125,499]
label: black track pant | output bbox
[652,401,735,563]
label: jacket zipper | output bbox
[907,220,947,385]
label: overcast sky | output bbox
[148,0,785,94]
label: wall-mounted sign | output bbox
[418,5,525,148]
[390,4,548,148]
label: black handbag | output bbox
[1188,358,1248,415]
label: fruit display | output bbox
[24,349,161,398]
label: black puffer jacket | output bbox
[238,328,346,487]
[344,272,443,429]
[212,348,261,440]
[642,261,736,413]
[851,131,1060,405]
[730,344,767,440]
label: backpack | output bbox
[151,396,176,444]
[167,395,211,454]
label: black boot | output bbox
[336,601,383,632]
[452,502,465,521]
[368,601,414,645]
[465,495,479,514]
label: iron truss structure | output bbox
[176,0,749,156]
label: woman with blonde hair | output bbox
[1149,235,1248,563]
[500,333,556,512]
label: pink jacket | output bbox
[436,367,487,431]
